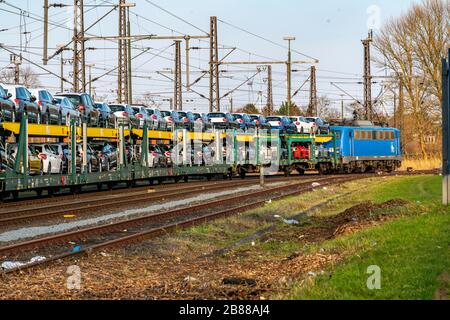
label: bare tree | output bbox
[373,0,449,159]
[0,66,41,88]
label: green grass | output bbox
[283,175,450,300]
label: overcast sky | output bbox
[0,0,416,114]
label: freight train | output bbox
[0,116,402,201]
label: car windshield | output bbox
[305,117,317,123]
[64,95,82,107]
[0,86,7,98]
[146,109,154,115]
[132,107,141,113]
[266,117,281,122]
[178,112,187,117]
[249,115,259,121]
[16,87,32,100]
[110,105,126,112]
[208,113,226,118]
[161,111,171,117]
[233,114,243,119]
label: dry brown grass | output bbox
[401,158,441,171]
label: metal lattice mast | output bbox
[362,31,373,121]
[209,16,220,112]
[307,66,317,116]
[174,40,183,111]
[118,0,128,103]
[73,0,86,93]
[266,65,273,114]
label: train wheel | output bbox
[239,170,246,179]
[184,175,189,183]
[157,178,163,185]
[48,188,55,197]
[206,174,212,181]
[11,191,19,200]
[97,183,103,191]
[36,189,43,197]
[107,183,113,191]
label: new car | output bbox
[2,85,39,123]
[188,112,212,131]
[207,112,239,129]
[7,143,42,175]
[305,117,330,134]
[145,108,166,130]
[0,84,15,122]
[131,105,151,128]
[109,104,136,128]
[248,114,271,130]
[265,116,297,133]
[289,116,316,134]
[90,142,117,171]
[30,89,61,125]
[54,96,81,126]
[94,102,114,128]
[31,144,63,174]
[232,113,256,130]
[57,92,100,127]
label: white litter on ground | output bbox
[1,256,46,270]
[282,219,299,225]
[312,182,321,187]
[0,182,288,243]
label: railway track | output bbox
[0,174,376,274]
[0,175,313,225]
[0,170,437,274]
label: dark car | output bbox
[0,84,15,122]
[57,92,100,127]
[54,96,81,126]
[30,89,61,125]
[305,117,330,134]
[3,85,39,123]
[188,112,212,131]
[61,143,102,173]
[145,108,165,130]
[232,113,256,130]
[90,142,117,171]
[173,110,191,129]
[169,111,186,129]
[94,102,114,128]
[248,114,271,130]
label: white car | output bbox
[31,144,63,174]
[289,116,316,134]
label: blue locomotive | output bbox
[324,123,402,173]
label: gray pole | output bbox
[442,48,449,205]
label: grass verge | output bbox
[281,175,450,300]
